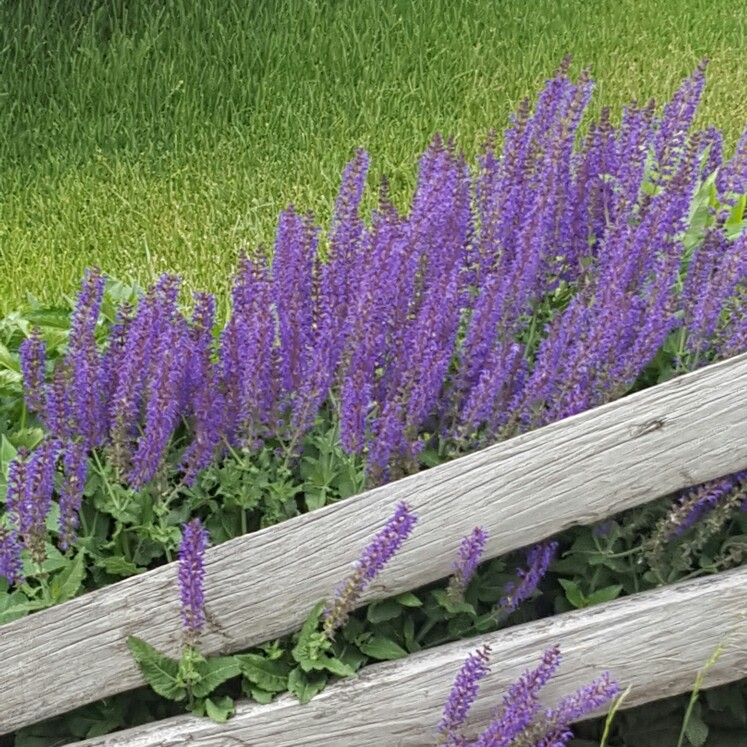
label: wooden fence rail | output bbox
[2,351,747,735]
[71,567,747,746]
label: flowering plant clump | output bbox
[1,61,745,595]
[438,644,619,746]
[1,58,746,742]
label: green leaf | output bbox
[49,550,86,604]
[315,655,356,677]
[191,656,241,698]
[558,578,587,609]
[291,600,329,670]
[127,636,186,701]
[366,598,402,623]
[22,543,68,576]
[248,687,274,704]
[0,434,18,476]
[204,695,235,723]
[0,343,20,372]
[0,590,41,624]
[304,489,327,511]
[337,643,367,671]
[431,588,476,615]
[236,653,291,693]
[395,591,422,607]
[24,307,73,330]
[585,585,623,606]
[287,667,327,704]
[357,636,408,661]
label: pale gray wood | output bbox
[2,352,747,734]
[71,567,747,746]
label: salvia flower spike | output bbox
[322,501,418,638]
[448,526,488,603]
[58,440,88,551]
[496,541,558,620]
[473,645,563,746]
[535,672,620,745]
[178,518,210,645]
[437,643,491,745]
[0,525,24,587]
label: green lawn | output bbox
[1,0,745,314]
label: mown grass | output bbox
[1,0,745,314]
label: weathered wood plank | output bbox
[71,567,747,747]
[2,352,747,734]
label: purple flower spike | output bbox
[178,518,210,644]
[437,644,492,745]
[448,527,488,603]
[0,525,24,587]
[58,440,88,551]
[474,645,563,747]
[68,268,107,448]
[323,501,418,638]
[20,327,47,415]
[10,440,61,565]
[538,672,620,744]
[496,541,558,619]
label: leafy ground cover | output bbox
[1,0,747,314]
[1,59,747,745]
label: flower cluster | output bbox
[438,644,619,746]
[322,501,418,638]
[0,438,89,582]
[7,59,747,571]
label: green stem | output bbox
[414,618,439,644]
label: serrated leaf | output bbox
[49,550,86,603]
[127,636,186,701]
[287,667,327,704]
[357,636,408,661]
[204,695,235,723]
[191,656,241,698]
[236,653,291,692]
[316,655,356,677]
[366,598,402,623]
[95,555,143,578]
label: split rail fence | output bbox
[2,351,747,745]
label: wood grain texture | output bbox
[3,352,747,734]
[71,567,747,747]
